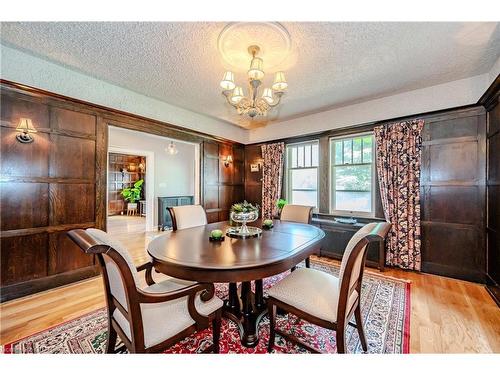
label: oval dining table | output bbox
[147,218,325,347]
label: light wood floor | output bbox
[1,215,499,353]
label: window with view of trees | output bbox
[286,141,319,208]
[330,134,374,215]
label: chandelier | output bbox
[219,45,288,118]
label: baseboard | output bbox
[485,285,500,308]
[0,266,100,303]
[420,261,486,283]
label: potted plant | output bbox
[230,201,259,235]
[121,179,144,213]
[276,198,288,217]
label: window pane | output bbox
[335,165,371,191]
[363,136,372,163]
[291,147,297,168]
[343,140,352,164]
[312,143,319,167]
[334,141,343,165]
[335,191,371,212]
[297,146,304,167]
[292,190,317,207]
[304,144,311,167]
[353,138,362,164]
[291,168,317,190]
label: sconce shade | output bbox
[247,57,264,81]
[262,88,274,104]
[272,71,288,92]
[220,71,236,91]
[224,155,233,167]
[231,86,244,104]
[16,118,37,133]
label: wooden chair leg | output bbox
[354,305,368,352]
[290,266,297,272]
[305,257,310,268]
[106,325,118,354]
[212,309,221,353]
[267,302,277,353]
[336,327,346,354]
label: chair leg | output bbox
[106,325,118,354]
[267,302,277,353]
[336,327,346,354]
[354,305,368,352]
[305,257,310,268]
[290,266,297,272]
[212,309,221,353]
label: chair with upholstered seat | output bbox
[168,204,207,231]
[280,204,314,268]
[68,228,223,354]
[266,222,391,354]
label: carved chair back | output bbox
[336,222,391,324]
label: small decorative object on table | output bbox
[262,219,274,229]
[209,229,225,242]
[228,201,262,238]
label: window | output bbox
[330,133,375,216]
[286,141,319,208]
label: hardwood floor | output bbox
[1,215,499,353]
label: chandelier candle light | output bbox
[220,45,288,118]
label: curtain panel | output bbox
[374,119,424,271]
[261,142,285,220]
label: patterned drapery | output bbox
[374,119,424,271]
[261,142,285,220]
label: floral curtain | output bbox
[374,119,424,271]
[261,142,285,220]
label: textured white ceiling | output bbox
[1,22,499,129]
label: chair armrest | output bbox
[136,282,215,304]
[136,261,155,286]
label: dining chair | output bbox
[68,228,223,354]
[280,204,314,268]
[168,204,207,230]
[266,222,391,354]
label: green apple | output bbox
[263,219,273,227]
[211,229,223,239]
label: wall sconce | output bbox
[16,118,37,144]
[223,155,233,168]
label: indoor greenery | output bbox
[276,198,288,211]
[231,200,259,213]
[121,179,144,204]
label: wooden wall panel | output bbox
[244,144,263,207]
[49,232,94,275]
[50,135,96,179]
[50,184,95,225]
[51,107,96,135]
[1,234,48,285]
[420,108,486,282]
[1,183,49,231]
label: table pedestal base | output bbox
[223,280,267,347]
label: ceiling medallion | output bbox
[217,23,291,118]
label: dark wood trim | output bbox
[478,73,500,111]
[0,177,94,184]
[485,285,500,308]
[0,79,243,146]
[0,265,100,302]
[0,222,96,238]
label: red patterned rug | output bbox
[2,258,410,354]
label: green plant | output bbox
[121,179,144,204]
[231,200,259,213]
[276,198,288,211]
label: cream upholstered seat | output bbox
[266,222,391,353]
[71,228,223,353]
[280,204,313,224]
[169,204,207,230]
[267,268,358,323]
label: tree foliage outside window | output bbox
[330,134,374,214]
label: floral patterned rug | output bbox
[2,258,410,354]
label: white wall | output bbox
[0,43,247,144]
[108,126,198,228]
[248,74,492,143]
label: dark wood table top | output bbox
[148,219,325,282]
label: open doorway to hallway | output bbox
[107,126,200,237]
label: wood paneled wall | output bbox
[202,141,245,223]
[0,89,104,301]
[243,106,488,282]
[0,81,243,301]
[485,80,500,305]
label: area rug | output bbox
[2,258,410,354]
